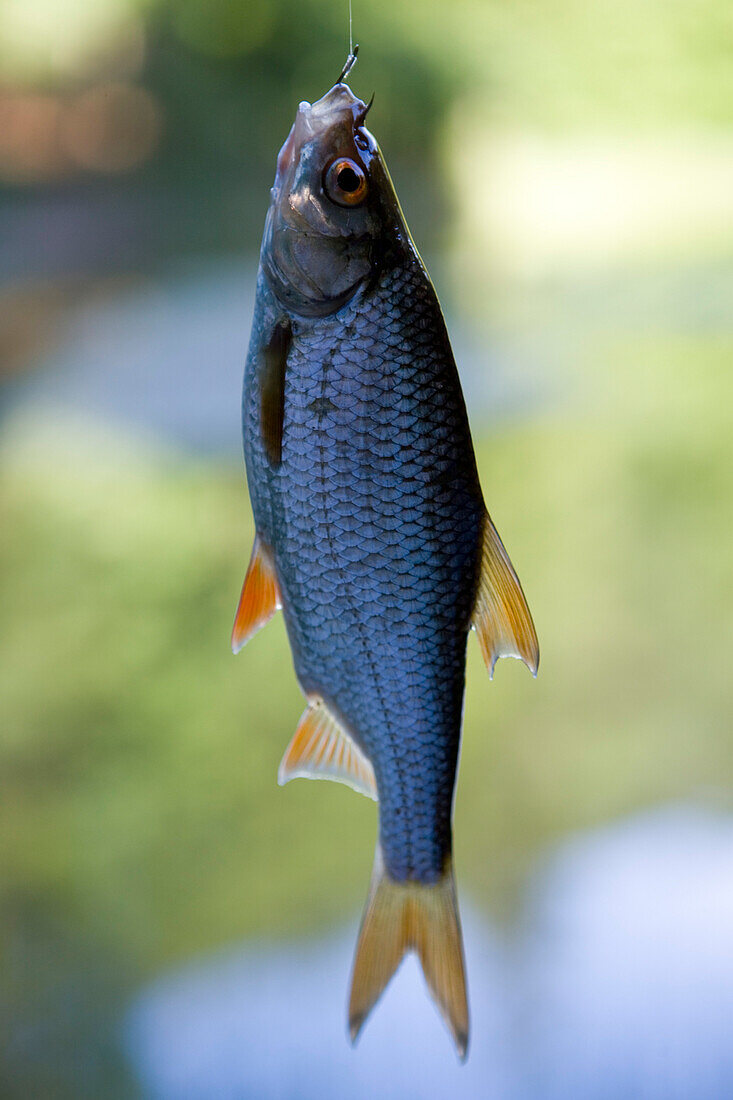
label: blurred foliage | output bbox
[1,0,731,1093]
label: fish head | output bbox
[263,83,405,316]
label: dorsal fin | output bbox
[278,698,377,801]
[231,536,282,653]
[472,512,539,678]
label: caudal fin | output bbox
[348,848,469,1060]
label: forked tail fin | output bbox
[348,847,469,1060]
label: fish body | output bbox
[234,82,538,1058]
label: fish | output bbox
[232,74,538,1060]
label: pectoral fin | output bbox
[260,318,291,468]
[472,512,539,678]
[278,698,377,801]
[231,536,281,653]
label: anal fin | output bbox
[278,698,377,801]
[231,536,282,654]
[472,512,539,678]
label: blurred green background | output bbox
[1,0,732,1096]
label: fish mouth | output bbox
[307,82,371,130]
[275,83,371,182]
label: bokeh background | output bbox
[1,1,732,1096]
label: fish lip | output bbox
[274,83,371,184]
[310,81,369,125]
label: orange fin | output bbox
[472,512,539,679]
[231,536,282,654]
[278,698,377,801]
[349,848,469,1060]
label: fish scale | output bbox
[245,255,484,884]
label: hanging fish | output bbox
[232,64,538,1059]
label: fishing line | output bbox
[335,0,359,84]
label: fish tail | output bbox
[348,846,469,1060]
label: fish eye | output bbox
[323,157,368,207]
